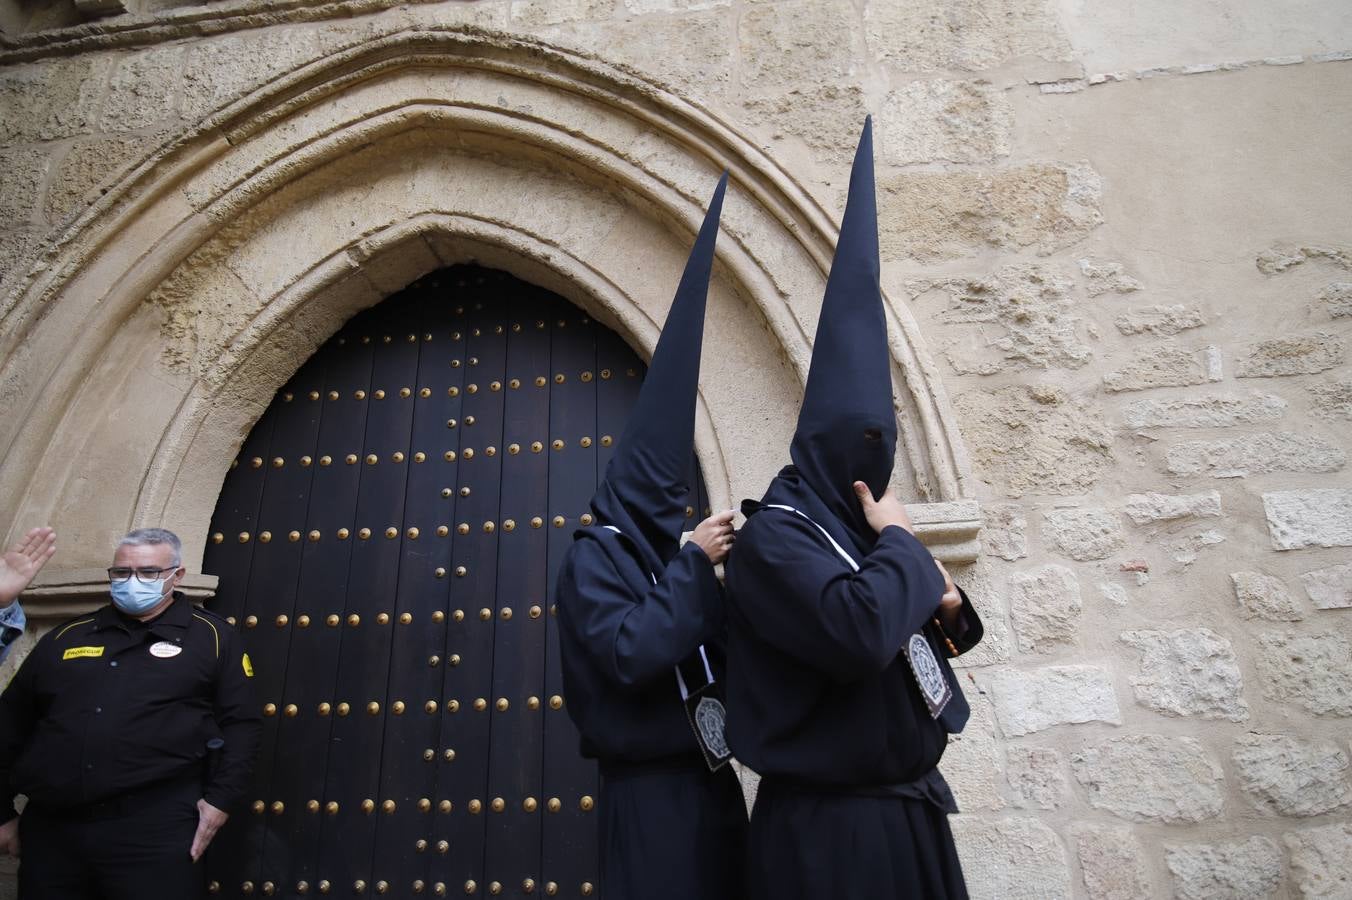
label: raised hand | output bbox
[691,510,736,565]
[852,482,914,536]
[0,527,56,608]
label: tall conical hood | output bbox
[789,118,896,549]
[590,173,728,572]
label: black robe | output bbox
[725,466,982,900]
[556,525,747,900]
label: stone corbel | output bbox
[21,568,219,620]
[906,500,983,565]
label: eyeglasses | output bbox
[107,566,178,585]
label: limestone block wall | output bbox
[1,1,1350,897]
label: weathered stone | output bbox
[1121,391,1287,428]
[989,666,1121,737]
[0,57,107,146]
[623,0,729,12]
[45,135,160,225]
[912,264,1088,373]
[1078,257,1142,296]
[1167,432,1345,477]
[0,148,48,227]
[1257,632,1352,716]
[1075,827,1151,900]
[1236,332,1345,377]
[1231,571,1305,621]
[1123,491,1221,525]
[743,83,869,166]
[1165,837,1284,900]
[1071,734,1224,823]
[182,30,327,122]
[1301,563,1352,610]
[1285,824,1352,899]
[740,0,863,85]
[1006,746,1064,809]
[555,10,734,104]
[509,0,618,27]
[1007,564,1081,653]
[1170,529,1226,566]
[98,46,184,132]
[1256,244,1352,275]
[1041,508,1123,561]
[953,385,1114,498]
[982,502,1027,560]
[1113,304,1206,336]
[941,731,1006,813]
[0,226,43,297]
[877,79,1012,165]
[1263,489,1352,550]
[863,0,1073,72]
[1102,344,1221,392]
[1320,282,1352,318]
[951,818,1071,900]
[944,560,1013,668]
[1099,583,1129,607]
[1120,629,1249,720]
[1310,379,1352,421]
[1233,733,1352,817]
[878,163,1102,262]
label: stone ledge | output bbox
[21,568,219,620]
[907,499,982,564]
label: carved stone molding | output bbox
[21,569,220,620]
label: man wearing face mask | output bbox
[725,120,983,899]
[0,528,260,899]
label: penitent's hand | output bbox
[0,527,56,608]
[690,510,736,565]
[852,482,915,536]
[934,559,963,631]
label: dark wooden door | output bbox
[202,266,710,899]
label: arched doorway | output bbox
[201,265,710,899]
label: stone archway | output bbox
[0,26,980,608]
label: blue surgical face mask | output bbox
[110,578,168,616]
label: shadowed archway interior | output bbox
[201,265,710,898]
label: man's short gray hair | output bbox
[118,528,182,566]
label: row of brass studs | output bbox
[217,877,594,895]
[277,365,638,404]
[213,509,629,545]
[238,604,546,629]
[230,434,617,470]
[223,604,557,629]
[248,794,592,817]
[260,694,564,717]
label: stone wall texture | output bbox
[0,0,1349,896]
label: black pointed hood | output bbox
[589,173,729,574]
[788,118,895,551]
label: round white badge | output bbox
[149,640,183,658]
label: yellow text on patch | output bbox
[63,646,105,660]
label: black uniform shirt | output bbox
[0,594,261,821]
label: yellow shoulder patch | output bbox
[242,653,254,677]
[62,646,105,660]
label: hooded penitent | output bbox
[789,117,896,553]
[589,173,728,573]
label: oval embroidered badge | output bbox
[149,641,183,658]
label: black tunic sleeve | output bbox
[560,538,722,692]
[731,514,948,683]
[0,638,41,823]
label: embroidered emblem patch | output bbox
[903,633,952,719]
[62,646,104,660]
[695,696,730,760]
[242,653,254,677]
[149,641,182,658]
